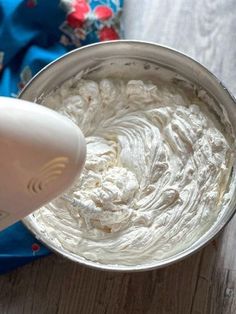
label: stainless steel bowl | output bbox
[20,40,236,272]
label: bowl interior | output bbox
[20,41,236,271]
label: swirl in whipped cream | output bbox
[32,78,234,266]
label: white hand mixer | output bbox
[0,97,87,231]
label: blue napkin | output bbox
[0,0,123,274]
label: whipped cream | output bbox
[31,78,234,266]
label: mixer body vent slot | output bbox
[27,157,69,194]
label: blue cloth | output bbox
[0,0,123,274]
[0,222,50,274]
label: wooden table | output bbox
[1,1,236,313]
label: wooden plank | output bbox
[190,240,218,314]
[0,251,205,314]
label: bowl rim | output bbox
[20,40,236,272]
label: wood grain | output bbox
[1,0,236,313]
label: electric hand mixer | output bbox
[0,97,87,231]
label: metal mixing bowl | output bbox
[20,40,236,272]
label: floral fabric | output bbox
[0,0,123,274]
